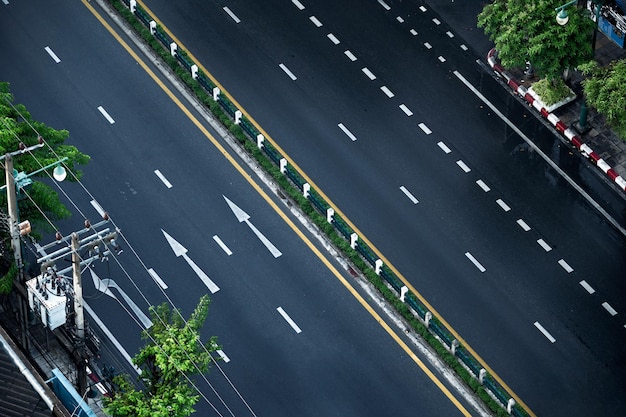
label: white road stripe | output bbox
[399,186,419,204]
[419,5,427,12]
[362,67,377,80]
[279,63,297,81]
[476,179,490,192]
[533,321,556,343]
[437,141,452,154]
[378,0,391,10]
[558,259,573,273]
[496,198,511,212]
[446,31,454,38]
[216,349,231,363]
[516,219,531,231]
[309,15,322,27]
[154,169,173,188]
[460,44,468,51]
[579,280,595,294]
[456,160,471,173]
[2,0,9,5]
[537,238,552,252]
[90,199,106,218]
[292,0,305,10]
[327,33,340,45]
[399,104,413,116]
[438,56,446,63]
[213,235,233,256]
[148,268,168,289]
[223,6,241,23]
[396,16,405,23]
[97,106,115,124]
[380,86,395,98]
[602,302,618,316]
[424,42,432,49]
[465,252,486,272]
[344,50,357,61]
[44,46,61,63]
[418,123,432,135]
[410,29,418,36]
[277,307,302,333]
[432,18,441,25]
[338,123,357,142]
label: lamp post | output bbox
[556,0,579,25]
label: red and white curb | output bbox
[487,48,626,193]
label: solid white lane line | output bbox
[223,6,241,23]
[558,259,573,273]
[516,219,531,231]
[292,0,305,10]
[410,29,418,36]
[579,280,595,294]
[418,122,432,135]
[216,349,231,363]
[378,0,391,10]
[213,235,233,255]
[399,104,413,116]
[97,106,115,124]
[44,46,61,63]
[496,198,511,212]
[148,268,168,289]
[446,31,454,38]
[154,169,173,188]
[344,50,357,61]
[338,123,358,142]
[277,307,302,333]
[465,252,486,272]
[437,141,452,154]
[90,199,106,217]
[424,42,432,49]
[460,44,468,51]
[396,16,405,23]
[476,179,490,192]
[279,63,297,81]
[432,18,441,25]
[309,15,322,27]
[456,160,471,173]
[399,186,419,204]
[537,238,552,252]
[362,67,377,80]
[438,56,446,63]
[533,321,556,343]
[381,86,395,98]
[327,33,340,45]
[602,302,618,316]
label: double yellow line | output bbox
[81,1,534,415]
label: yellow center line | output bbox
[82,1,491,415]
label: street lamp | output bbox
[556,0,578,25]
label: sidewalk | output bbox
[490,31,626,194]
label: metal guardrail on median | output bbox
[114,1,530,415]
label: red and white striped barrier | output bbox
[487,48,626,192]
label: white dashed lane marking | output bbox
[438,56,446,63]
[378,0,391,10]
[534,321,556,343]
[362,67,377,80]
[537,239,552,252]
[97,106,115,124]
[419,5,427,12]
[148,268,168,290]
[381,86,395,98]
[327,33,340,45]
[399,186,419,204]
[277,307,302,333]
[558,259,573,273]
[516,219,531,231]
[602,302,618,316]
[223,6,241,23]
[44,46,61,63]
[424,42,432,49]
[476,179,490,192]
[292,0,305,10]
[579,280,595,294]
[396,16,405,23]
[418,123,432,135]
[399,104,413,116]
[279,63,297,81]
[344,50,357,61]
[456,160,471,173]
[432,18,441,25]
[410,29,418,36]
[496,198,511,212]
[338,123,357,142]
[437,141,451,154]
[216,349,230,363]
[154,169,173,188]
[446,31,454,38]
[460,44,468,51]
[465,252,486,272]
[309,16,322,27]
[213,235,233,256]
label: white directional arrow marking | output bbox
[90,269,153,329]
[161,229,220,293]
[223,195,282,258]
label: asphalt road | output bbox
[128,0,626,415]
[0,0,479,416]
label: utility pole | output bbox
[71,232,87,396]
[5,153,28,349]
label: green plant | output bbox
[531,77,573,106]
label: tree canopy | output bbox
[580,59,626,140]
[478,0,596,81]
[104,295,218,417]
